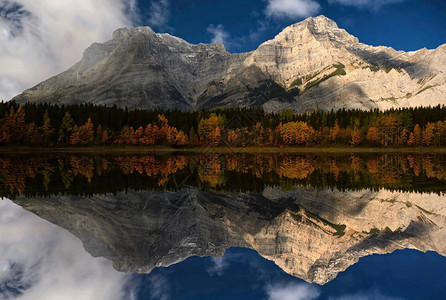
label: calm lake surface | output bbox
[1,152,445,299]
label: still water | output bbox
[0,152,445,299]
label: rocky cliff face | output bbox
[12,16,446,112]
[13,187,446,285]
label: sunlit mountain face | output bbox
[0,152,446,299]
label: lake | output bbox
[1,152,445,299]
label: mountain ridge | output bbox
[12,15,446,112]
[13,187,446,285]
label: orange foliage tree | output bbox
[280,121,315,145]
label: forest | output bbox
[0,101,445,147]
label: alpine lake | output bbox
[1,149,446,299]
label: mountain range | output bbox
[12,15,446,112]
[13,187,446,285]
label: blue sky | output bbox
[135,0,446,53]
[131,247,446,300]
[0,0,445,100]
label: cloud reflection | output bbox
[266,281,320,300]
[0,198,133,300]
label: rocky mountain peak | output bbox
[12,15,446,112]
[305,15,359,45]
[112,26,154,41]
[264,15,358,47]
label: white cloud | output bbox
[265,0,321,19]
[147,0,170,30]
[328,0,404,10]
[0,0,136,101]
[0,198,134,300]
[207,256,228,276]
[148,273,170,300]
[207,24,230,45]
[266,282,320,300]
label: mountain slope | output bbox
[12,16,446,112]
[13,188,446,285]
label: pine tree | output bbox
[331,120,340,143]
[367,127,379,145]
[5,106,26,143]
[423,123,435,146]
[413,124,422,145]
[350,128,362,145]
[41,110,55,144]
[95,124,104,144]
[407,132,415,145]
[101,129,109,144]
[58,112,75,143]
[189,128,198,146]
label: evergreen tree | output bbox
[41,110,55,144]
[189,128,198,145]
[58,112,75,143]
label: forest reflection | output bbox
[1,153,446,197]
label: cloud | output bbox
[148,273,170,300]
[0,0,136,101]
[0,198,134,300]
[207,256,229,276]
[265,0,321,19]
[266,282,320,300]
[206,15,271,52]
[328,0,404,10]
[207,24,230,45]
[147,0,170,30]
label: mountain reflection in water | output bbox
[1,152,446,298]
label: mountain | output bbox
[12,15,446,112]
[13,187,446,285]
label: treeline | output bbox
[0,101,445,147]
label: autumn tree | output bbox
[423,123,435,146]
[280,121,315,145]
[0,129,9,144]
[189,128,198,146]
[167,127,188,146]
[226,130,238,146]
[71,118,94,144]
[330,120,340,143]
[58,112,75,143]
[376,115,402,146]
[413,124,422,145]
[134,126,144,144]
[350,128,362,145]
[434,121,446,146]
[115,126,135,145]
[142,124,158,145]
[25,122,41,144]
[41,110,55,144]
[95,124,103,144]
[5,106,26,143]
[400,128,409,145]
[101,129,109,144]
[198,114,223,146]
[69,125,80,144]
[407,132,415,145]
[158,114,169,142]
[367,127,379,145]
